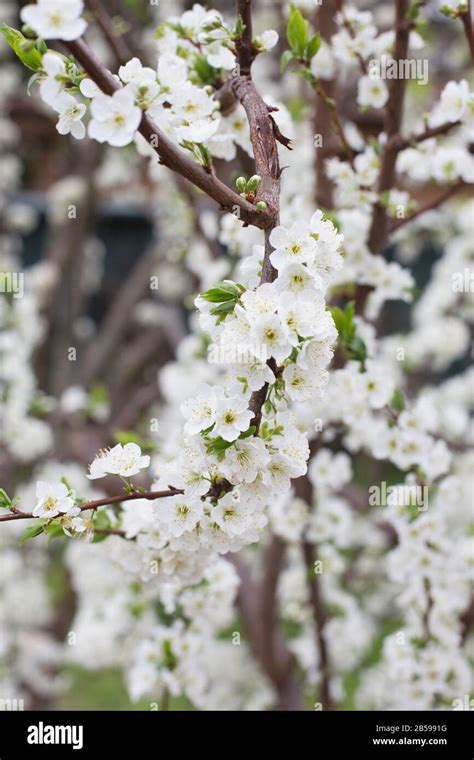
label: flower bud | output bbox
[246,175,262,193]
[235,176,247,193]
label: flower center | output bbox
[49,12,63,27]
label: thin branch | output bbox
[302,541,333,710]
[389,181,466,232]
[85,0,131,65]
[314,79,355,168]
[459,6,474,63]
[294,471,334,710]
[312,1,338,208]
[61,39,273,229]
[333,0,368,74]
[235,0,254,76]
[0,488,183,523]
[389,119,461,152]
[368,0,410,254]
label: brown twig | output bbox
[235,0,254,76]
[389,181,466,232]
[459,6,474,63]
[302,542,333,710]
[61,39,273,229]
[0,488,183,523]
[368,0,410,254]
[315,80,355,167]
[333,0,368,74]
[85,0,131,65]
[389,119,461,152]
[312,1,338,208]
[294,471,334,710]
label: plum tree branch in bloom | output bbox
[61,39,273,229]
[0,488,184,523]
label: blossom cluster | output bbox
[0,0,472,713]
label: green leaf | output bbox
[19,523,45,545]
[390,388,405,413]
[330,301,367,363]
[306,32,321,60]
[234,15,246,39]
[347,335,367,362]
[239,425,256,439]
[162,639,178,670]
[2,24,43,71]
[45,523,65,541]
[287,5,309,57]
[0,488,12,510]
[280,49,294,71]
[92,509,112,543]
[89,383,108,404]
[205,436,234,460]
[201,281,241,303]
[36,38,47,55]
[209,300,237,316]
[406,0,421,20]
[329,302,355,341]
[296,68,317,85]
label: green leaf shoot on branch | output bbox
[2,24,43,71]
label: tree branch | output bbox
[235,0,254,76]
[459,6,474,63]
[61,38,273,229]
[230,546,303,710]
[368,0,410,254]
[302,541,333,710]
[389,181,466,232]
[294,472,334,710]
[0,488,183,523]
[230,75,282,221]
[389,119,461,152]
[85,0,132,65]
